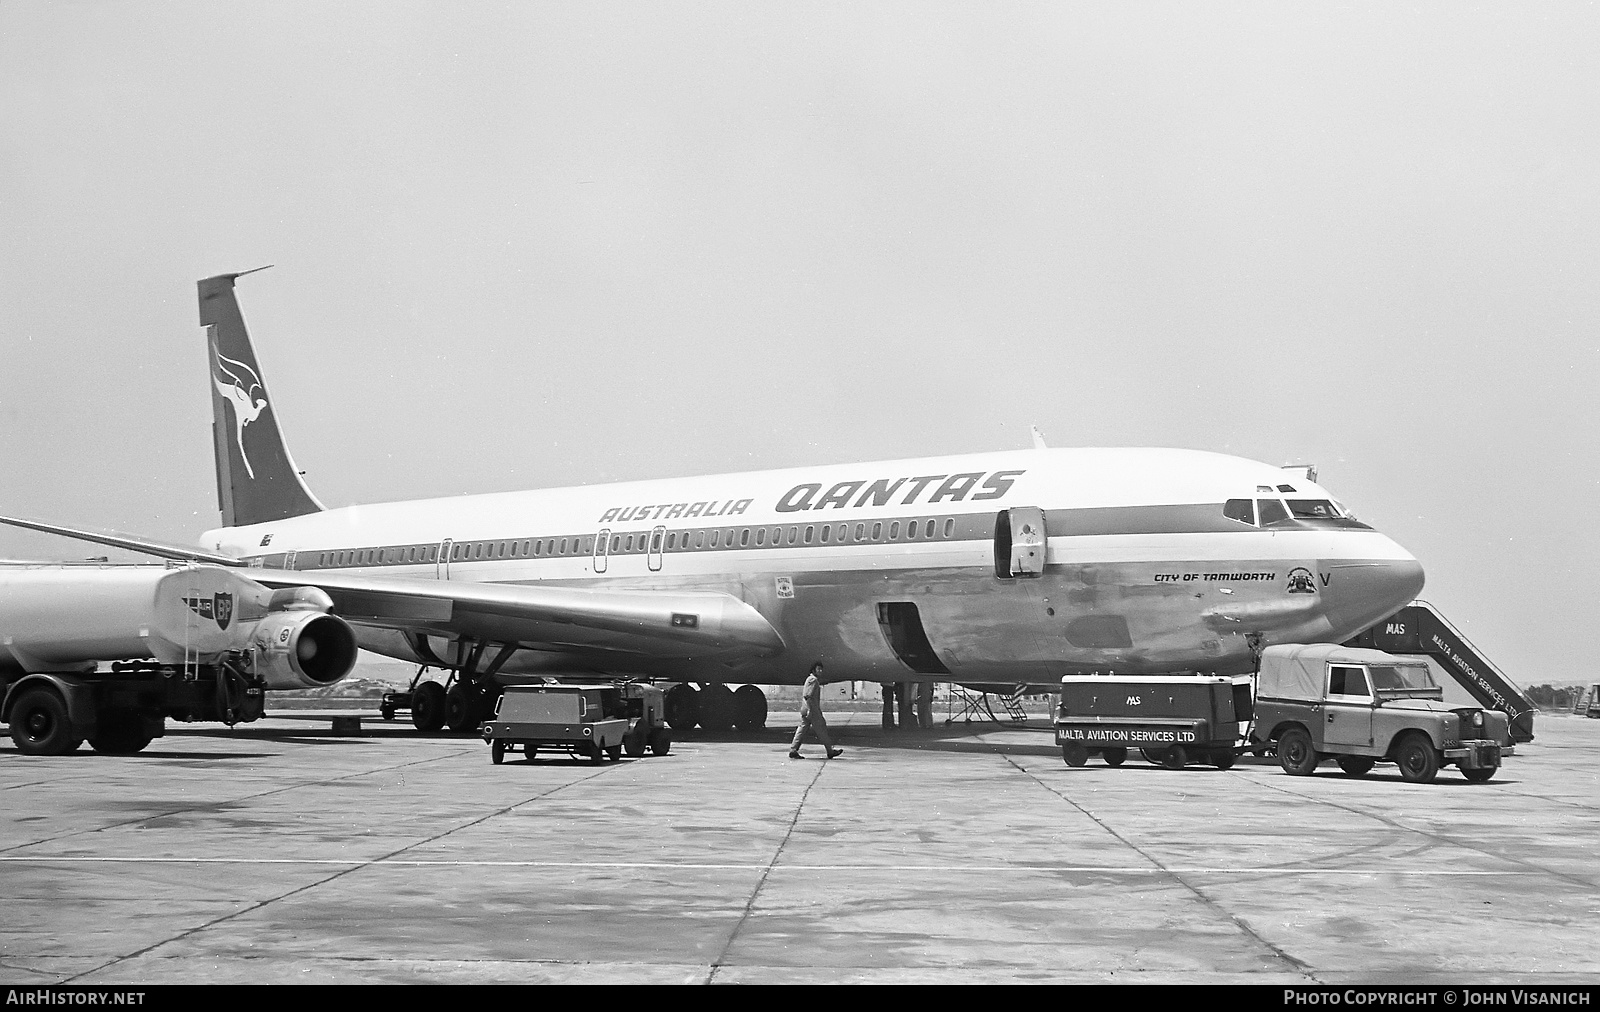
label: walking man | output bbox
[789,662,843,759]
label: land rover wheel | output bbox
[1102,747,1127,767]
[1337,756,1375,778]
[1276,728,1318,776]
[1395,732,1440,784]
[1061,744,1089,767]
[1462,766,1496,783]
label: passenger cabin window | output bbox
[1223,499,1256,525]
[889,521,899,538]
[872,522,882,540]
[943,518,954,538]
[1286,499,1341,519]
[1257,499,1290,525]
[1328,665,1372,698]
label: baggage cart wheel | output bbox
[1462,766,1495,783]
[606,745,622,762]
[1336,756,1374,778]
[1211,751,1236,771]
[648,727,672,756]
[1162,745,1187,770]
[526,743,538,759]
[1394,732,1440,784]
[585,742,604,765]
[1276,727,1318,776]
[1060,744,1089,767]
[623,725,648,757]
[1102,747,1127,767]
[491,740,506,765]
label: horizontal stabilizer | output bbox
[0,515,245,567]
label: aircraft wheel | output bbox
[1101,747,1127,767]
[1212,751,1236,770]
[664,684,700,730]
[648,727,672,756]
[1061,744,1089,767]
[1462,766,1496,783]
[1394,733,1440,784]
[10,689,81,756]
[732,684,768,730]
[699,684,736,732]
[411,682,447,732]
[1337,756,1375,778]
[1162,745,1188,770]
[1276,728,1318,776]
[491,740,506,765]
[445,685,478,732]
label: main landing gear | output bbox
[663,683,768,733]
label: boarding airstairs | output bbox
[944,684,1033,725]
[1574,684,1598,718]
[1345,600,1537,742]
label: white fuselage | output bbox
[201,447,1423,684]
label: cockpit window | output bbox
[1369,664,1436,691]
[1223,499,1256,525]
[1286,499,1342,519]
[1257,498,1290,525]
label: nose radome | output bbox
[1325,543,1425,638]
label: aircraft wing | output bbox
[252,570,785,662]
[0,514,785,665]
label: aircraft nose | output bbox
[1324,536,1425,637]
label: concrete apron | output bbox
[0,711,1596,984]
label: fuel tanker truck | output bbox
[0,563,358,755]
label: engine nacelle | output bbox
[251,611,358,690]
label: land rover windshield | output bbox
[1369,663,1437,693]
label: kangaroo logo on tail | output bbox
[213,351,268,479]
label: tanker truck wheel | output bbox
[88,714,154,755]
[1102,747,1127,767]
[1162,746,1188,770]
[10,689,82,756]
[411,682,447,732]
[1060,744,1089,767]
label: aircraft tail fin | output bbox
[198,270,324,528]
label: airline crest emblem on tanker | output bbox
[213,350,269,479]
[1286,567,1317,594]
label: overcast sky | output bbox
[2,2,1596,687]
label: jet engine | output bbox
[250,609,358,690]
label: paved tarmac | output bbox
[0,709,1596,985]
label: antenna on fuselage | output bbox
[1030,424,1049,450]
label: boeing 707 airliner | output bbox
[2,272,1424,733]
